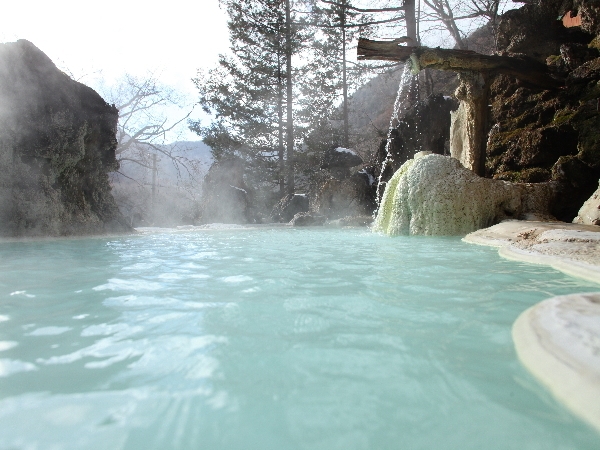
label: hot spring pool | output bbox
[0,226,598,449]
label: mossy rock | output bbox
[588,35,600,50]
[553,108,576,125]
[493,167,551,183]
[569,57,600,82]
[573,109,600,168]
[487,123,578,172]
[552,155,597,183]
[487,128,527,157]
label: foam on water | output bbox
[0,228,599,449]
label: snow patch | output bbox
[335,147,357,155]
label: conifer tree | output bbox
[297,0,369,153]
[191,0,305,200]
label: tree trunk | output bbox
[277,55,285,198]
[285,0,294,195]
[404,0,417,42]
[357,39,563,89]
[341,8,349,148]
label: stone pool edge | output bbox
[463,220,600,434]
[463,220,600,284]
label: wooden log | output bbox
[357,38,563,89]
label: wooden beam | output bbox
[357,38,563,89]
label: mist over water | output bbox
[0,227,599,449]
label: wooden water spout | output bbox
[358,39,563,176]
[357,39,562,89]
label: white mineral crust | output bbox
[513,293,600,432]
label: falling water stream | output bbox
[374,63,417,215]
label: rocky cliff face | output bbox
[486,0,600,221]
[0,40,128,237]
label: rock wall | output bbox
[484,0,600,221]
[373,154,556,236]
[0,40,128,237]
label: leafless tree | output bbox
[326,0,508,50]
[100,74,202,182]
[420,0,509,49]
[98,74,206,225]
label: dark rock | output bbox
[271,193,309,222]
[576,0,600,36]
[487,123,579,175]
[311,170,377,219]
[496,3,590,63]
[551,155,599,219]
[373,94,458,193]
[320,146,363,180]
[200,157,249,224]
[560,43,599,70]
[486,22,600,222]
[0,40,129,237]
[289,212,326,227]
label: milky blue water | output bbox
[0,226,599,449]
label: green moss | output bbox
[372,158,416,235]
[588,36,600,50]
[578,81,600,102]
[553,108,576,125]
[487,128,526,156]
[573,112,600,168]
[493,168,551,183]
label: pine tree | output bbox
[297,0,369,153]
[191,0,305,202]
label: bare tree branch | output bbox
[319,0,406,13]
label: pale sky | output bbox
[0,0,231,141]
